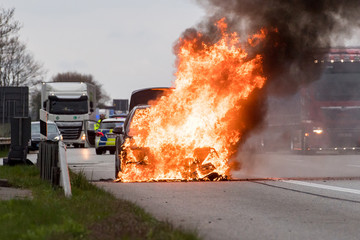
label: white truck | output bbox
[40,82,96,148]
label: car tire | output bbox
[115,147,120,178]
[96,148,103,155]
[115,137,123,179]
[115,135,128,179]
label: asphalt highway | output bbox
[27,148,360,239]
[97,179,360,240]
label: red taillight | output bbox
[96,132,104,137]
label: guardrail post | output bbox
[37,140,71,197]
[38,141,59,185]
[58,141,71,197]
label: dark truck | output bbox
[256,48,360,154]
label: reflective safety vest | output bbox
[94,119,102,130]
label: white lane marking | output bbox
[347,164,360,168]
[282,180,360,195]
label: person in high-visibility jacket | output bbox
[94,114,106,130]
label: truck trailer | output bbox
[41,82,96,147]
[256,48,360,154]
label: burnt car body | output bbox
[114,87,172,178]
[114,86,226,181]
[114,105,226,181]
[114,105,149,177]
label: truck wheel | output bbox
[96,148,102,155]
[110,150,115,154]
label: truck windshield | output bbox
[49,98,88,114]
[315,63,360,101]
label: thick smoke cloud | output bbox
[184,0,360,95]
[174,0,360,153]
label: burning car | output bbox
[113,20,269,182]
[114,105,150,177]
[114,105,227,182]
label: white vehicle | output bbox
[41,82,96,148]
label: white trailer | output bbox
[41,82,96,147]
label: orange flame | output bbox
[117,18,267,182]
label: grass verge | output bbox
[0,165,199,240]
[0,145,9,158]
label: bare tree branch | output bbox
[0,7,44,87]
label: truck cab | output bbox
[41,82,96,148]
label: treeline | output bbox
[0,7,109,119]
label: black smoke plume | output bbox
[185,0,360,95]
[174,0,360,155]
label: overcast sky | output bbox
[1,1,359,104]
[0,0,205,102]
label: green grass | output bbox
[0,166,199,240]
[0,145,9,158]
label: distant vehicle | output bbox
[28,121,62,151]
[257,47,360,154]
[40,81,97,148]
[95,118,126,155]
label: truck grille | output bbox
[55,121,82,140]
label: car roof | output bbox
[109,113,127,118]
[132,104,151,110]
[129,87,173,112]
[101,118,125,123]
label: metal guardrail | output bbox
[0,137,11,145]
[38,141,60,186]
[37,141,72,197]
